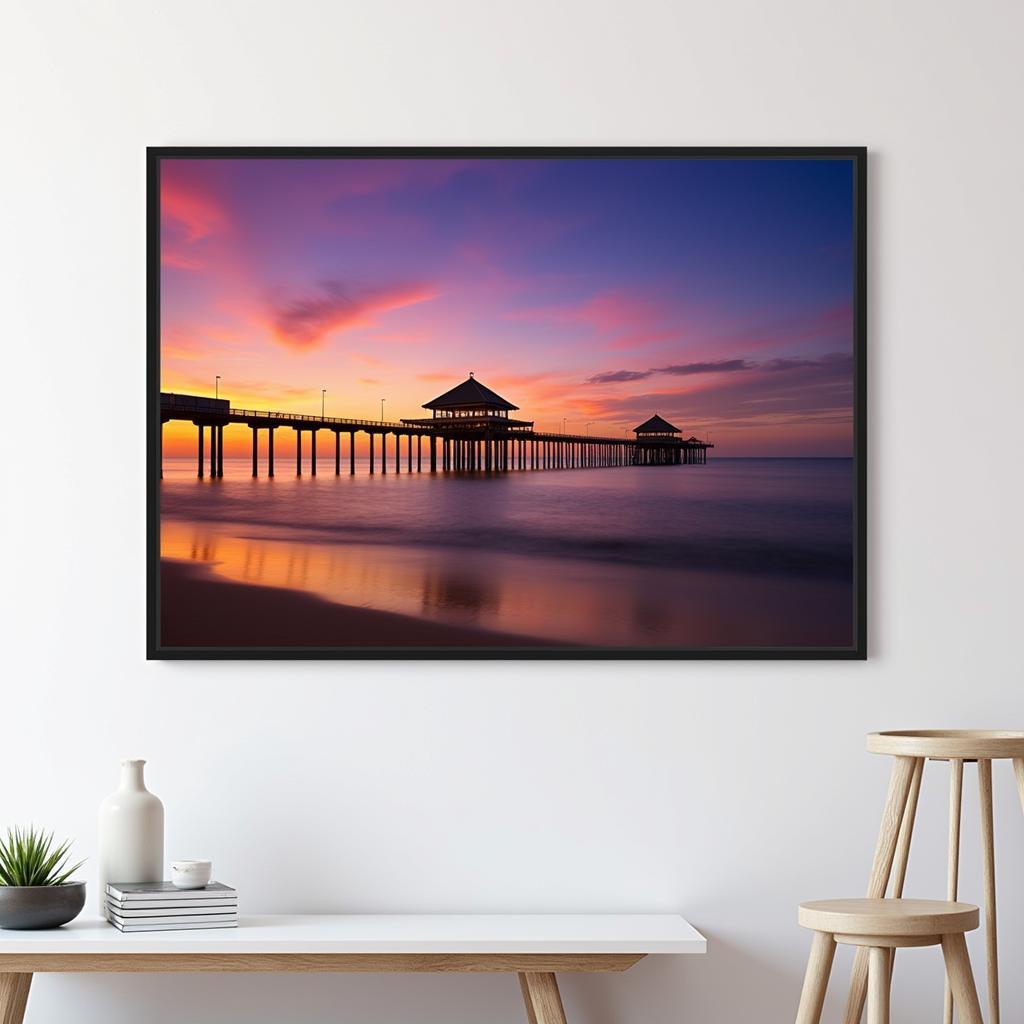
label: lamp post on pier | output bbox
[380,398,386,422]
[321,389,326,419]
[215,375,220,399]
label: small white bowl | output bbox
[171,860,213,889]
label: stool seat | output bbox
[867,729,1024,760]
[799,898,979,938]
[795,898,984,1024]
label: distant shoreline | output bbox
[160,559,563,649]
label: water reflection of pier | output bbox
[159,374,712,478]
[420,569,501,619]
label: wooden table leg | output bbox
[0,974,32,1024]
[519,972,568,1024]
[942,933,983,1024]
[843,755,919,1024]
[520,974,540,1024]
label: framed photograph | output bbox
[148,147,866,659]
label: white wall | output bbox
[2,0,1023,1021]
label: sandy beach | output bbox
[160,559,558,649]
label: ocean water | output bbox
[160,457,854,648]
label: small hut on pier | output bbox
[633,414,686,465]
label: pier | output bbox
[159,375,712,478]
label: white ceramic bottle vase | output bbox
[97,759,164,913]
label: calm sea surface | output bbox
[161,457,854,647]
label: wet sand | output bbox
[160,559,560,650]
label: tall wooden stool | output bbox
[844,730,1024,1024]
[796,898,983,1024]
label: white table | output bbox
[0,914,705,1023]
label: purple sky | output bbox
[162,157,855,456]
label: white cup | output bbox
[170,859,213,889]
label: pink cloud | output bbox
[161,248,205,271]
[267,280,438,350]
[161,182,228,243]
[160,180,231,271]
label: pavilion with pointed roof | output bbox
[401,373,534,431]
[400,372,535,472]
[633,414,682,438]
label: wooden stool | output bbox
[844,730,1024,1024]
[796,898,982,1024]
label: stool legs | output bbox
[843,756,920,1024]
[798,933,984,1024]
[890,759,924,899]
[796,932,835,1024]
[887,760,924,980]
[944,758,964,1024]
[941,934,984,1024]
[867,947,890,1024]
[977,759,999,1024]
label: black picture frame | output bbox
[147,146,866,661]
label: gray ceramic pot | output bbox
[0,882,86,929]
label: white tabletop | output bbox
[0,914,705,955]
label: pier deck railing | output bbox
[227,408,411,429]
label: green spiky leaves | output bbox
[0,826,84,887]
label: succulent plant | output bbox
[0,826,84,887]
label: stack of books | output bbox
[105,882,238,932]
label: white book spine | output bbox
[106,883,235,899]
[107,900,238,914]
[109,917,236,933]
